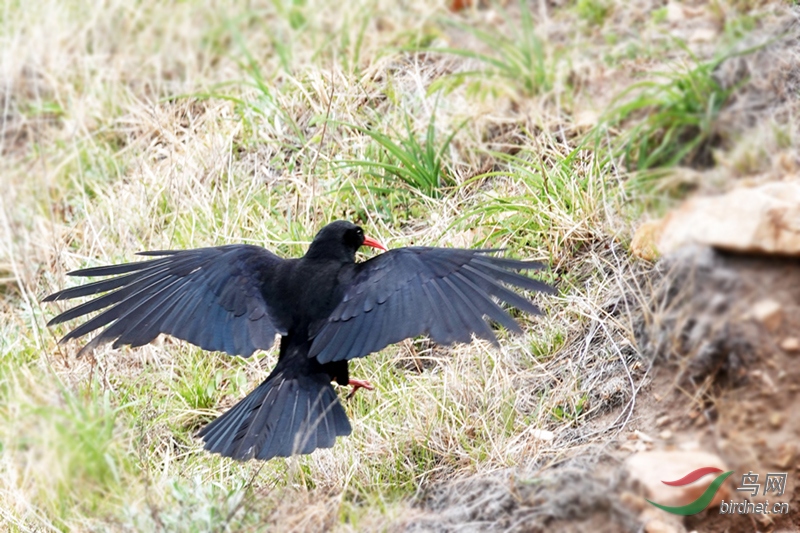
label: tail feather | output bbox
[198,371,351,461]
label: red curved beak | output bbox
[362,235,387,252]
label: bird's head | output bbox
[306,221,387,263]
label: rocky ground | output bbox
[402,243,800,532]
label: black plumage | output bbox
[44,221,555,461]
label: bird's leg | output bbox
[346,378,374,400]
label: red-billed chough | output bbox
[44,220,554,461]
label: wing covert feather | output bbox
[310,247,554,363]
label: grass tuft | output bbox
[590,39,766,180]
[429,0,556,98]
[335,109,461,199]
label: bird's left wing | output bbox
[44,245,286,357]
[309,247,555,364]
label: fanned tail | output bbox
[198,370,351,461]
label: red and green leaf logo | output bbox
[647,467,733,515]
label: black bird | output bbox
[44,221,554,461]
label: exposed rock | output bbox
[530,429,555,442]
[750,299,783,332]
[631,220,663,261]
[775,443,797,469]
[640,509,687,533]
[780,337,800,353]
[619,490,647,513]
[769,412,784,429]
[656,181,800,256]
[644,518,684,533]
[624,451,730,509]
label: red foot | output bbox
[347,378,375,400]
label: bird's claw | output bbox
[346,378,375,400]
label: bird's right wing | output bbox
[44,245,286,357]
[309,247,555,364]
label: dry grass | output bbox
[1,0,798,530]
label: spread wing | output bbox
[309,247,555,364]
[44,245,286,357]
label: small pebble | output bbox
[780,337,800,353]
